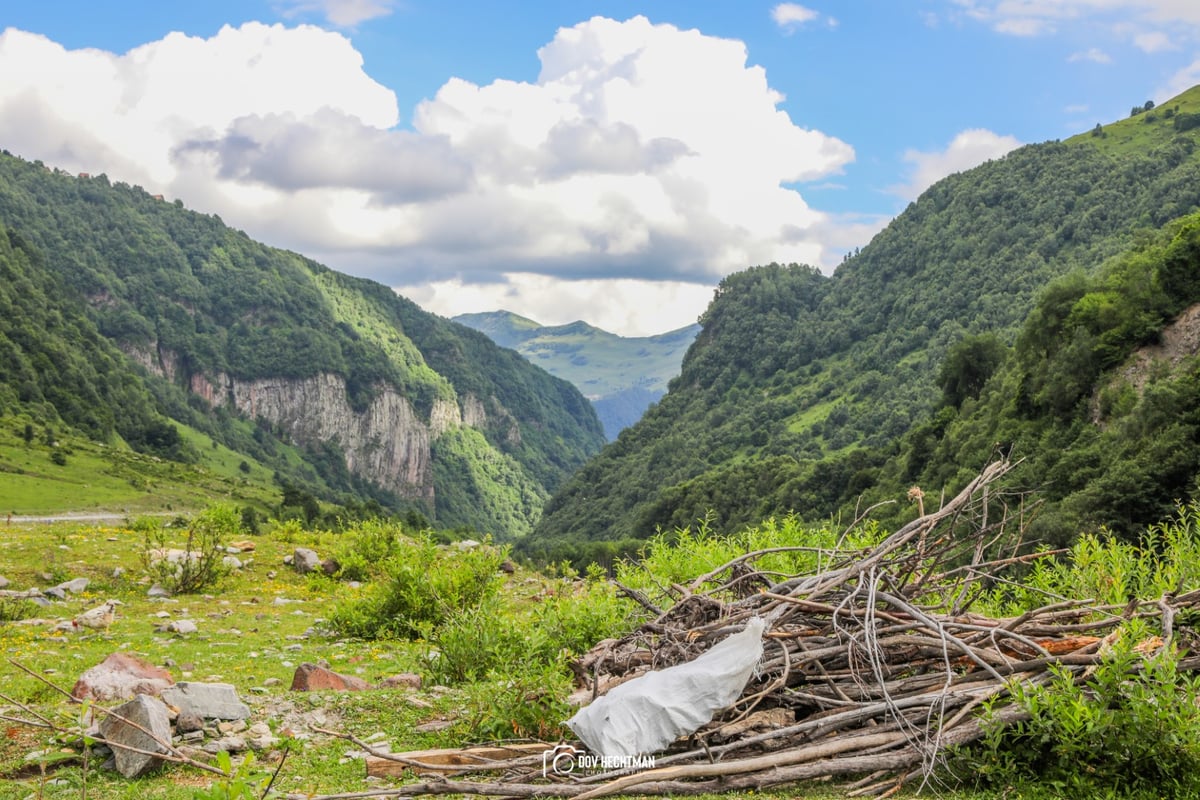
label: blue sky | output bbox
[2,1,1199,334]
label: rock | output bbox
[43,586,67,600]
[147,584,171,598]
[262,677,282,687]
[292,548,320,574]
[160,682,251,721]
[413,719,454,733]
[55,577,89,594]
[229,540,257,552]
[72,653,175,703]
[202,735,247,754]
[218,719,249,735]
[0,576,9,589]
[320,558,340,576]
[112,567,124,579]
[453,539,481,550]
[222,555,243,570]
[175,711,204,733]
[290,663,369,692]
[159,619,198,634]
[499,559,517,574]
[377,672,422,690]
[98,695,172,778]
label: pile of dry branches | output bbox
[347,458,1200,799]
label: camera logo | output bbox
[542,743,582,777]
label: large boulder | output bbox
[290,663,369,692]
[72,653,174,702]
[99,694,172,778]
[161,682,251,721]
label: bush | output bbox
[425,569,637,685]
[962,631,1200,798]
[329,537,505,639]
[139,505,243,594]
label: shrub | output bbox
[329,537,505,639]
[962,631,1200,798]
[425,566,638,684]
[139,505,243,594]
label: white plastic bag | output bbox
[566,617,766,758]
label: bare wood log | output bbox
[364,743,551,778]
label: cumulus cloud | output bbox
[0,17,857,334]
[1068,47,1112,63]
[275,0,397,27]
[892,129,1022,201]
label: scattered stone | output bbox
[404,697,434,710]
[377,672,422,690]
[180,730,205,743]
[37,572,54,582]
[266,570,277,579]
[57,577,89,594]
[290,663,369,692]
[72,653,175,703]
[147,584,171,598]
[43,587,67,600]
[413,719,454,733]
[0,576,8,589]
[175,711,204,733]
[218,719,249,735]
[292,548,320,574]
[284,643,303,652]
[222,555,243,570]
[453,539,481,550]
[320,558,340,576]
[202,735,247,754]
[246,721,279,751]
[158,619,199,635]
[112,567,124,579]
[499,559,517,574]
[161,682,251,721]
[263,677,282,687]
[98,695,172,778]
[229,541,257,552]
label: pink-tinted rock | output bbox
[72,653,175,702]
[290,662,369,692]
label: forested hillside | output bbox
[453,311,700,438]
[525,85,1200,562]
[0,151,605,536]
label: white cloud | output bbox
[1064,103,1090,113]
[397,274,716,337]
[771,3,820,30]
[0,18,857,335]
[954,0,1200,43]
[1134,31,1175,52]
[275,0,397,27]
[892,129,1022,201]
[1156,58,1200,104]
[1068,47,1112,63]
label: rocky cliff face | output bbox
[126,344,494,504]
[230,373,440,502]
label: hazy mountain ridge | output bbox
[524,84,1200,562]
[453,310,700,438]
[0,151,605,536]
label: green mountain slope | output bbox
[453,311,700,439]
[525,85,1200,560]
[0,151,605,536]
